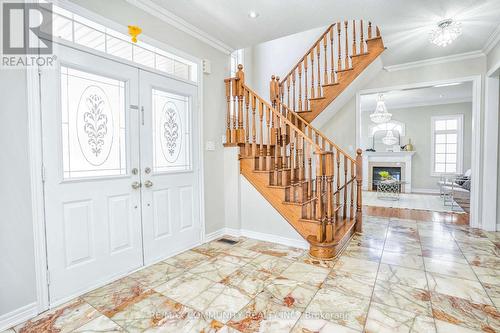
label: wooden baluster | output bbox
[266,106,271,171]
[274,113,280,185]
[290,130,296,183]
[352,20,357,56]
[335,150,340,221]
[281,118,288,185]
[292,71,296,111]
[298,64,303,111]
[316,42,321,97]
[231,78,237,143]
[225,80,231,143]
[270,75,276,107]
[315,153,324,231]
[350,160,355,217]
[344,21,350,69]
[258,102,264,170]
[337,22,342,70]
[368,21,372,39]
[360,20,365,54]
[323,34,328,85]
[356,149,363,232]
[304,57,309,109]
[236,65,245,143]
[309,51,314,99]
[251,94,257,158]
[287,76,291,108]
[330,26,335,83]
[326,153,334,242]
[245,89,250,155]
[343,155,348,218]
[376,26,381,37]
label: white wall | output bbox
[246,26,327,98]
[0,69,37,317]
[0,0,229,323]
[360,102,473,190]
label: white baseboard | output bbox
[0,302,38,331]
[206,228,308,249]
[412,188,441,194]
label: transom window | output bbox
[431,115,463,175]
[45,3,197,82]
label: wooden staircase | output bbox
[275,21,385,122]
[224,20,385,259]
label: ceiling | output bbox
[147,0,500,65]
[360,82,473,112]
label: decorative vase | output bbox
[405,139,414,151]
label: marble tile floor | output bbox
[6,215,499,333]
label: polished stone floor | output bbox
[6,215,499,333]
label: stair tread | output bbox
[309,96,326,101]
[351,51,370,58]
[322,82,339,87]
[336,67,354,73]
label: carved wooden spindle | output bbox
[325,152,334,241]
[225,80,231,143]
[337,23,342,70]
[304,57,309,109]
[298,64,303,111]
[231,78,237,143]
[291,71,296,111]
[344,21,349,69]
[330,26,335,83]
[360,20,365,54]
[376,26,381,37]
[286,76,291,108]
[368,21,372,39]
[315,152,324,224]
[290,130,296,182]
[275,76,281,110]
[236,65,245,143]
[258,102,264,170]
[309,51,314,99]
[274,113,280,184]
[350,160,355,217]
[352,20,357,56]
[335,150,341,220]
[356,149,363,233]
[266,106,272,170]
[316,43,321,97]
[281,121,288,185]
[323,34,328,85]
[251,94,257,157]
[343,155,348,218]
[245,89,250,154]
[270,75,276,107]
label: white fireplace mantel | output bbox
[362,151,416,193]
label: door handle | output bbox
[144,180,153,188]
[131,181,142,189]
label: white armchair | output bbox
[438,169,471,212]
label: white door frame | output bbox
[26,38,205,316]
[355,75,482,228]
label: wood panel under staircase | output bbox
[275,20,385,122]
[223,20,384,259]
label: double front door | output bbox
[41,45,201,304]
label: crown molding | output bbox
[483,23,500,55]
[125,0,234,55]
[383,51,485,72]
[360,96,472,113]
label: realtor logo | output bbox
[2,2,53,55]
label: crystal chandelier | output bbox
[370,94,392,124]
[429,19,462,47]
[382,130,398,146]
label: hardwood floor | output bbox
[363,205,470,226]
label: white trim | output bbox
[383,51,485,72]
[483,23,500,55]
[209,228,309,249]
[0,302,38,332]
[430,114,464,177]
[481,75,499,231]
[26,66,49,315]
[360,97,472,113]
[125,0,233,55]
[356,75,482,229]
[204,229,227,243]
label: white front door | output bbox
[41,45,202,304]
[139,70,201,264]
[41,45,143,303]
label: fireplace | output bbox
[372,166,402,191]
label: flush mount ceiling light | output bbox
[429,19,462,47]
[382,130,398,146]
[248,11,259,19]
[370,93,392,124]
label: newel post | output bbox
[355,149,363,233]
[236,64,245,143]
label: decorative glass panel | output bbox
[152,89,191,173]
[61,66,126,179]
